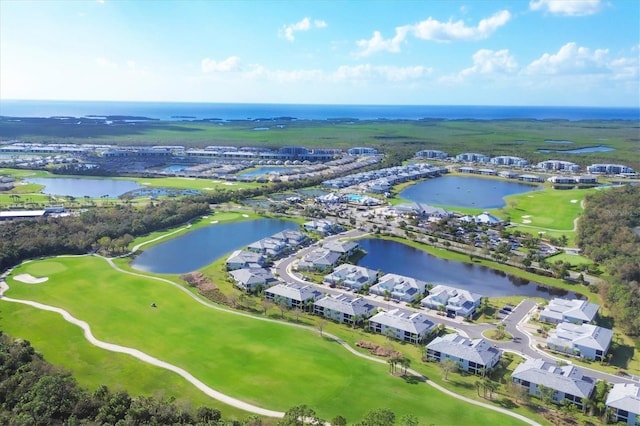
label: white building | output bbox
[369,273,426,303]
[587,163,635,174]
[313,294,376,325]
[536,160,580,172]
[490,156,529,167]
[421,285,482,318]
[426,333,502,375]
[546,322,612,361]
[369,308,436,343]
[540,298,599,324]
[606,383,640,426]
[323,264,378,290]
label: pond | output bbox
[131,218,297,274]
[24,177,144,198]
[356,238,577,298]
[537,145,614,154]
[399,176,539,209]
[238,166,295,177]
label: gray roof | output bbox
[270,229,307,245]
[301,248,342,266]
[265,282,323,302]
[324,240,359,254]
[369,308,436,335]
[547,323,613,351]
[426,333,501,366]
[229,267,274,287]
[373,273,426,297]
[314,294,375,317]
[324,264,378,285]
[542,298,600,323]
[226,250,264,265]
[512,358,595,398]
[606,383,640,415]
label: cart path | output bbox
[0,256,541,425]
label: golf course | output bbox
[1,254,535,425]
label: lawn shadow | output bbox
[495,397,518,409]
[400,374,425,385]
[609,342,635,370]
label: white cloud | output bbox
[529,0,602,16]
[201,56,242,73]
[524,42,609,75]
[355,10,511,57]
[280,17,327,42]
[460,49,518,77]
[95,57,118,69]
[332,64,432,82]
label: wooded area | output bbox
[576,185,640,336]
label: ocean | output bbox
[0,100,638,121]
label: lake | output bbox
[25,177,144,198]
[356,238,576,298]
[537,145,615,154]
[131,218,297,274]
[399,176,539,208]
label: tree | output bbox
[316,318,327,337]
[331,415,347,426]
[279,405,324,426]
[439,359,458,381]
[274,296,289,319]
[400,414,418,426]
[356,408,396,426]
[260,299,274,315]
[538,384,554,406]
[398,357,411,376]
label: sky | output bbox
[1,0,639,106]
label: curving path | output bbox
[1,254,541,425]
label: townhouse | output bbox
[511,358,596,410]
[606,383,640,426]
[323,264,378,291]
[369,273,427,303]
[313,294,376,325]
[425,333,502,376]
[265,283,323,310]
[421,284,482,318]
[369,308,436,344]
[546,322,613,361]
[540,298,599,325]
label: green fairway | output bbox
[502,187,589,231]
[2,255,526,424]
[133,176,261,191]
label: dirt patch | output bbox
[180,272,228,305]
[13,274,48,284]
[356,340,402,358]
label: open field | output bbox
[2,256,530,424]
[2,119,639,170]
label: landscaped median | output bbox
[1,255,536,425]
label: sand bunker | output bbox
[223,182,236,186]
[521,215,531,218]
[522,219,532,224]
[570,199,578,203]
[242,214,249,218]
[14,274,48,284]
[211,220,219,224]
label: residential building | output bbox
[421,285,482,318]
[518,174,544,183]
[225,250,265,270]
[425,333,502,375]
[303,219,342,235]
[546,323,613,361]
[536,160,580,172]
[511,358,596,409]
[490,156,529,167]
[606,383,640,426]
[270,230,308,247]
[323,240,359,256]
[348,147,378,156]
[540,298,599,324]
[587,163,635,174]
[313,294,376,325]
[415,149,448,159]
[265,283,323,309]
[369,308,436,343]
[369,273,427,303]
[296,248,342,271]
[229,267,276,292]
[456,153,490,163]
[323,264,378,290]
[246,237,287,258]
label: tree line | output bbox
[576,185,640,336]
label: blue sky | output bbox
[1,0,638,106]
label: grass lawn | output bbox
[2,256,527,425]
[133,176,261,191]
[501,187,591,232]
[545,252,593,267]
[0,301,250,421]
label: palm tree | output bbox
[475,380,483,397]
